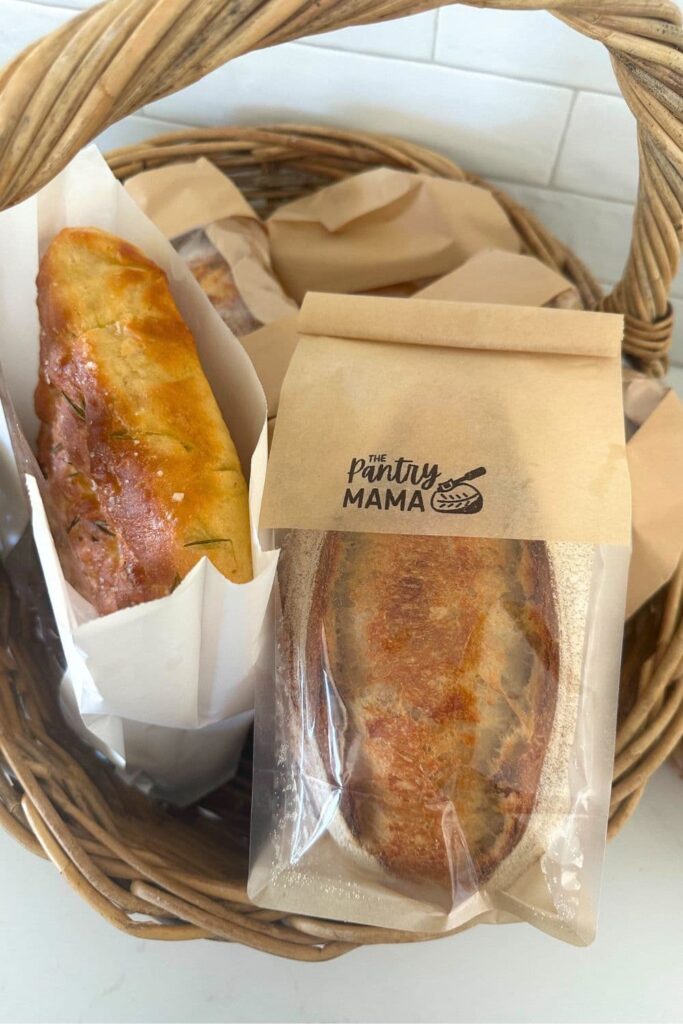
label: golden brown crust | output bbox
[36,226,252,615]
[298,533,558,894]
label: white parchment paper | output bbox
[0,147,278,804]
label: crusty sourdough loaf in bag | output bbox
[249,294,631,944]
[277,531,560,894]
[126,158,296,338]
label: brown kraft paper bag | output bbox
[249,294,631,945]
[267,167,521,303]
[126,158,295,337]
[417,249,581,308]
[622,373,683,618]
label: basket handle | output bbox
[0,0,681,373]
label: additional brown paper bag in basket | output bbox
[241,314,299,420]
[250,293,631,945]
[125,158,296,337]
[239,314,299,447]
[267,167,521,303]
[622,372,683,619]
[417,249,581,308]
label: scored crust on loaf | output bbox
[487,541,593,901]
[279,531,561,900]
[35,226,252,614]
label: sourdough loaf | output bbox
[279,531,559,893]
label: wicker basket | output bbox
[1,0,682,961]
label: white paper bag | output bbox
[0,147,278,804]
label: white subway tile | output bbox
[493,179,634,284]
[554,92,638,202]
[15,0,92,6]
[668,366,683,391]
[435,7,618,94]
[302,11,437,61]
[0,1,72,65]
[146,43,572,187]
[96,115,193,154]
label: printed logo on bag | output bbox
[342,456,487,514]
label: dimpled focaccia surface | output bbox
[299,532,559,895]
[35,227,252,614]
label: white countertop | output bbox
[0,763,680,1024]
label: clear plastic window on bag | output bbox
[249,530,628,944]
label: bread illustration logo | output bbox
[430,467,487,515]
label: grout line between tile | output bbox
[124,111,196,131]
[429,58,621,99]
[548,89,579,188]
[297,40,571,94]
[491,176,637,210]
[431,9,440,62]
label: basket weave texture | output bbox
[0,0,682,960]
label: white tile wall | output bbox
[3,0,683,364]
[303,11,438,61]
[0,0,72,63]
[96,115,194,153]
[492,180,636,286]
[435,7,620,93]
[146,44,573,186]
[554,92,639,203]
